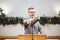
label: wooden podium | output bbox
[18,34,46,40]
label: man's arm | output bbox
[23,18,29,27]
[23,17,39,27]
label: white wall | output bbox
[0,0,60,36]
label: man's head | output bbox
[28,7,35,18]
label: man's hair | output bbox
[28,7,34,10]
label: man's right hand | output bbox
[27,17,38,26]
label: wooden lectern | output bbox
[18,34,46,40]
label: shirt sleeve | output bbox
[23,18,29,27]
[23,18,27,24]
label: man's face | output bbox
[28,9,35,18]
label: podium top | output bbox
[18,34,46,36]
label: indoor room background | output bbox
[0,0,60,36]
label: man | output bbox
[24,7,42,34]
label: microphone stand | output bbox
[31,18,39,40]
[32,25,34,40]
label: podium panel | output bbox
[18,34,46,40]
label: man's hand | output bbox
[27,17,38,26]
